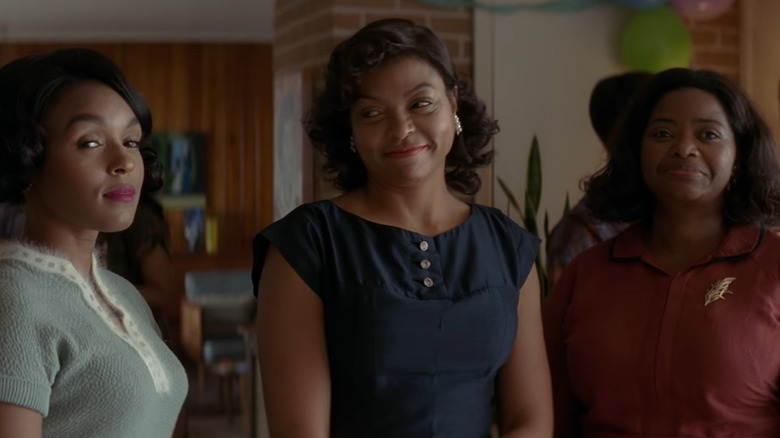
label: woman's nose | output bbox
[387,113,415,141]
[671,134,698,157]
[108,142,138,175]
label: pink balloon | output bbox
[669,0,735,21]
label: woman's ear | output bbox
[449,86,458,114]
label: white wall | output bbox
[474,4,631,240]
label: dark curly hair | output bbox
[589,71,651,147]
[0,48,163,204]
[305,18,499,195]
[585,68,780,227]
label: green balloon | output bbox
[621,6,692,73]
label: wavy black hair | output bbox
[589,71,652,147]
[0,48,163,203]
[585,68,780,226]
[305,18,499,195]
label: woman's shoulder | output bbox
[470,203,506,217]
[0,244,73,320]
[268,200,340,228]
[759,225,780,245]
[753,226,780,261]
[470,203,539,241]
[470,203,514,227]
[0,241,69,282]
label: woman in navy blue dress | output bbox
[252,18,552,438]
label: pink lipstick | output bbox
[103,185,136,202]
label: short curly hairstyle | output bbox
[305,18,499,195]
[0,48,163,204]
[588,71,651,147]
[585,68,780,227]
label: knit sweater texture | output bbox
[0,242,188,437]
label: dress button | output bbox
[420,259,431,269]
[423,277,434,287]
[419,241,429,251]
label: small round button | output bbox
[419,241,429,251]
[423,277,434,287]
[420,259,431,269]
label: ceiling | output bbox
[0,0,274,42]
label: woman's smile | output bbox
[384,144,428,159]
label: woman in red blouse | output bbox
[544,68,780,437]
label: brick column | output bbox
[274,0,473,76]
[273,0,474,201]
[686,0,740,80]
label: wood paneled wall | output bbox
[0,43,274,306]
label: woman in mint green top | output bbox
[0,48,187,437]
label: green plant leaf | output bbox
[496,135,565,300]
[524,191,538,237]
[497,177,525,222]
[543,211,550,240]
[526,135,542,214]
[538,257,548,299]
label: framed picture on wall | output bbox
[183,208,206,253]
[149,132,207,209]
[273,71,304,220]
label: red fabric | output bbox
[546,198,626,290]
[544,224,780,437]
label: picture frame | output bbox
[149,132,207,209]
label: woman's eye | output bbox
[79,140,101,148]
[701,131,720,140]
[125,140,141,148]
[650,130,672,139]
[360,109,380,118]
[411,100,433,110]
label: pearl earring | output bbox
[349,136,357,153]
[454,115,463,136]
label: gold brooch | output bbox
[704,277,736,306]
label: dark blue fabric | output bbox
[252,200,539,438]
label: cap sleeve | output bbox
[0,270,56,415]
[513,224,540,288]
[251,204,325,298]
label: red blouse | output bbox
[543,224,780,438]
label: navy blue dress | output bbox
[252,200,539,437]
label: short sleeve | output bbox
[251,205,325,298]
[491,208,539,289]
[513,223,540,289]
[0,272,56,415]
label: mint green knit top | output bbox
[0,242,188,437]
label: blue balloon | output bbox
[617,0,668,9]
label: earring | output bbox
[454,115,463,136]
[349,136,357,153]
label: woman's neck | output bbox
[336,180,470,237]
[647,203,726,274]
[22,221,97,279]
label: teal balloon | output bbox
[620,6,692,73]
